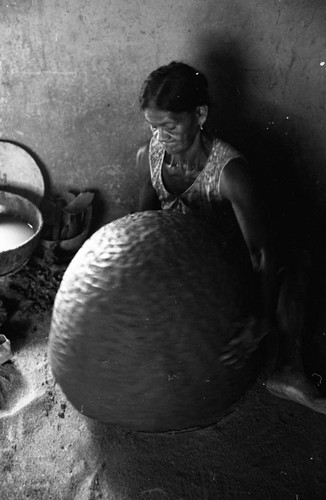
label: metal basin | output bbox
[0,191,43,276]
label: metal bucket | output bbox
[0,191,43,276]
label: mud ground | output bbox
[0,258,326,500]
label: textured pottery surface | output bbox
[49,211,260,432]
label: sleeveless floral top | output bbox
[149,136,243,217]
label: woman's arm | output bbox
[136,142,161,211]
[219,158,279,365]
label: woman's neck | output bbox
[169,132,212,171]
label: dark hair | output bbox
[139,61,210,113]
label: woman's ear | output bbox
[196,105,209,127]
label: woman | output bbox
[136,61,326,414]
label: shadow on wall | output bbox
[199,47,246,142]
[195,44,326,365]
[197,44,317,252]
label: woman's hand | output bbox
[219,318,273,370]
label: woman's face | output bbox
[144,107,201,156]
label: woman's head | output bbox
[140,62,210,155]
[139,61,210,113]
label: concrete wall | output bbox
[0,0,325,226]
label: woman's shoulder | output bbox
[136,141,151,181]
[136,140,150,160]
[136,138,165,182]
[210,137,243,162]
[137,138,164,162]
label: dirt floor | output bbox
[0,258,326,500]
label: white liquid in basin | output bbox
[0,214,35,251]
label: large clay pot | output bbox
[49,211,261,432]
